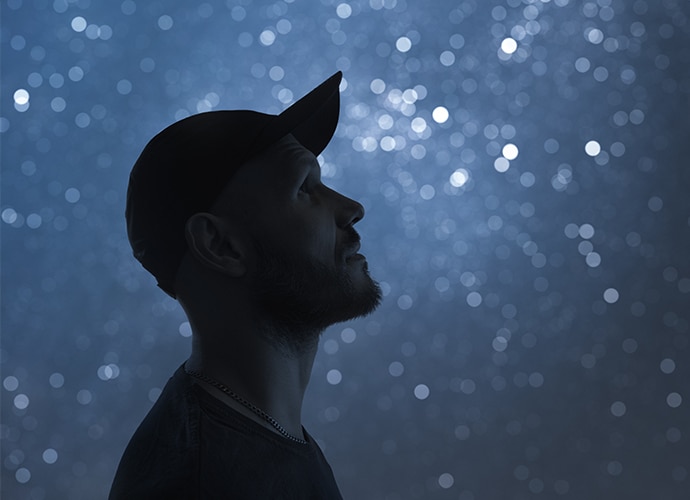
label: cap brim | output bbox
[254,71,342,158]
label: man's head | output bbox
[126,72,344,297]
[125,73,381,348]
[187,133,381,351]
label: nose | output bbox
[330,188,365,227]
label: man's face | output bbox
[217,134,381,350]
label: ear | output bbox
[184,213,246,277]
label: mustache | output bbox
[340,227,361,259]
[343,227,361,247]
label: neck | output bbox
[185,324,319,440]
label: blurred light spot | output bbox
[466,291,482,307]
[620,67,636,85]
[370,78,386,94]
[660,358,676,374]
[585,140,601,156]
[238,32,253,47]
[259,30,276,46]
[593,66,609,82]
[10,35,26,50]
[622,338,638,354]
[15,468,31,484]
[71,16,87,32]
[388,361,404,377]
[14,393,30,410]
[397,294,413,310]
[581,353,596,369]
[42,448,58,464]
[49,73,64,88]
[324,406,340,422]
[411,117,427,133]
[336,3,352,18]
[3,376,19,391]
[177,321,192,337]
[439,472,454,489]
[148,387,162,403]
[586,27,604,44]
[579,223,594,239]
[450,168,469,187]
[51,97,67,112]
[440,50,455,66]
[26,213,42,229]
[528,372,544,388]
[607,461,623,476]
[75,112,91,128]
[121,0,136,15]
[327,369,342,385]
[494,157,510,172]
[585,252,601,268]
[269,66,285,81]
[276,19,292,34]
[648,196,663,212]
[432,106,449,123]
[454,425,470,440]
[575,57,591,72]
[157,15,173,30]
[667,392,682,408]
[49,373,64,388]
[64,187,80,203]
[341,327,356,343]
[610,401,626,417]
[2,208,18,224]
[514,465,529,480]
[140,57,155,73]
[77,389,92,405]
[501,37,517,54]
[603,288,619,304]
[492,337,508,352]
[502,143,518,160]
[396,36,412,52]
[520,172,535,187]
[117,79,132,95]
[323,339,338,354]
[414,384,429,400]
[434,277,450,292]
[419,184,435,200]
[629,109,645,124]
[14,88,29,105]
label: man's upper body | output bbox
[109,365,343,499]
[110,72,381,498]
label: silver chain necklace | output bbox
[185,368,307,444]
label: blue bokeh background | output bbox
[2,0,689,498]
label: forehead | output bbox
[211,134,317,211]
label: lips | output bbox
[344,241,361,260]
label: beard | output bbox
[251,239,382,355]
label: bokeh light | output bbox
[2,1,689,499]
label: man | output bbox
[110,72,382,499]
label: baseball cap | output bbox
[125,71,343,297]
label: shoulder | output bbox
[110,365,200,499]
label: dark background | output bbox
[2,0,689,498]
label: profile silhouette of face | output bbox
[215,134,381,350]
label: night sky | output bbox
[2,0,689,498]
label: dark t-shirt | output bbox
[109,364,343,499]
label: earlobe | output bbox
[185,214,246,277]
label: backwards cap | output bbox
[125,71,343,297]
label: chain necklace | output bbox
[185,368,307,444]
